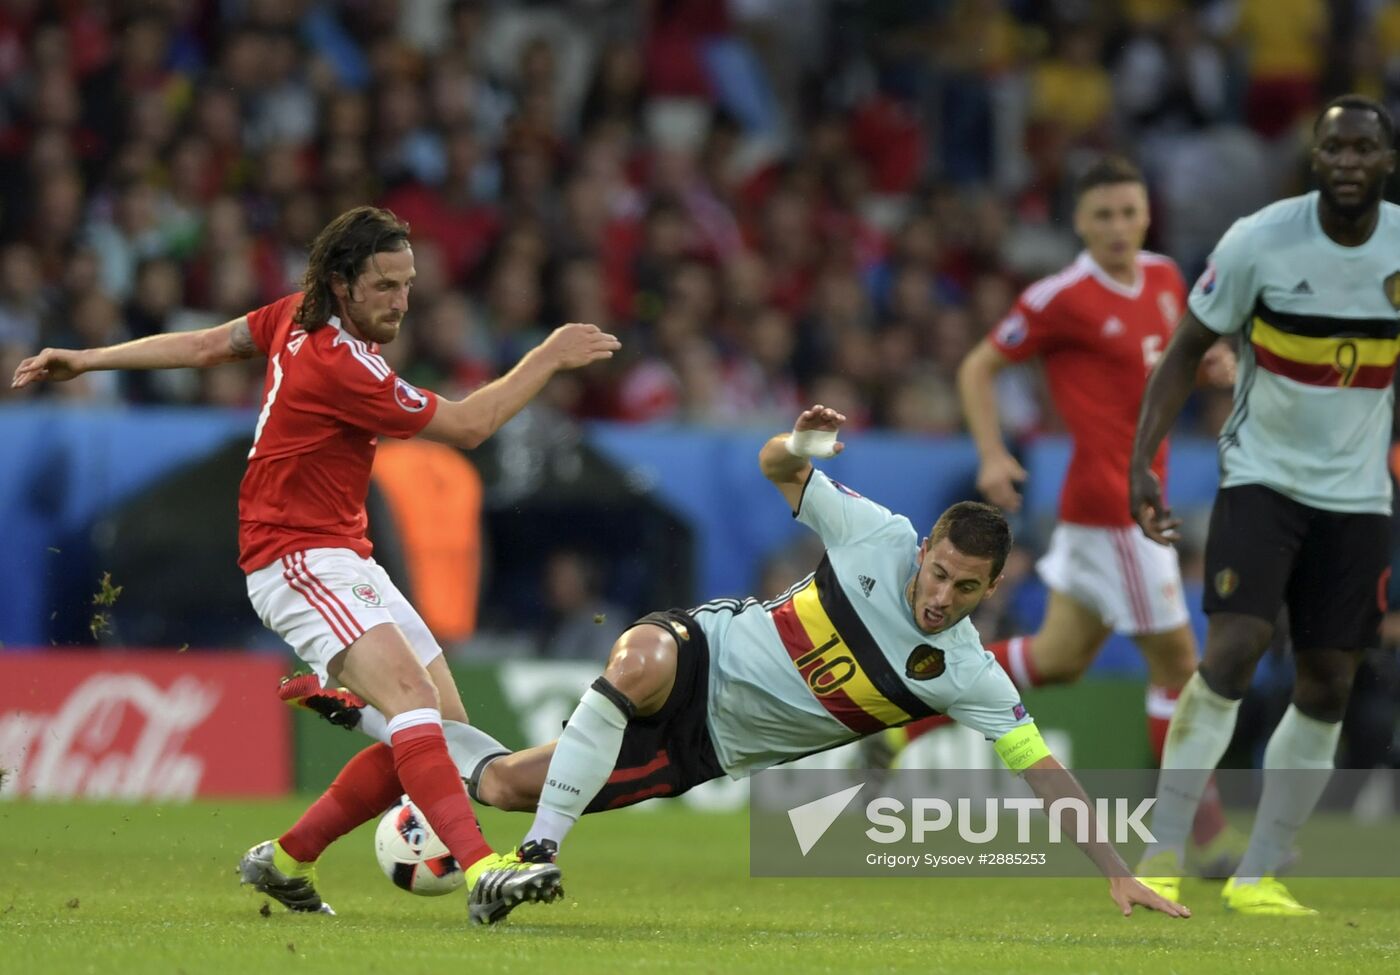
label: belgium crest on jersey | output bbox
[905,645,946,681]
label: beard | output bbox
[1319,179,1386,221]
[367,316,402,344]
[343,303,401,344]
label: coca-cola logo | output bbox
[0,673,220,800]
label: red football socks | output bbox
[1146,683,1178,758]
[988,636,1040,689]
[390,722,493,869]
[279,743,401,864]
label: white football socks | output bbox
[523,686,631,850]
[357,705,508,791]
[359,705,388,742]
[1144,672,1241,863]
[1234,705,1340,884]
[443,721,511,794]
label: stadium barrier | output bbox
[0,651,1153,803]
[0,650,291,799]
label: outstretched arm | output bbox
[1129,312,1221,543]
[759,405,846,513]
[11,317,260,389]
[1023,755,1191,918]
[420,322,620,449]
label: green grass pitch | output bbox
[2,799,1398,975]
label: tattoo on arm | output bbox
[229,320,257,360]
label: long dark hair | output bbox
[295,206,410,330]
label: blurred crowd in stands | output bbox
[0,0,1391,438]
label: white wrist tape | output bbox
[785,427,838,459]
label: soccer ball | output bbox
[374,797,466,896]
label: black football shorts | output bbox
[583,609,726,813]
[1202,483,1389,651]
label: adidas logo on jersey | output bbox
[1101,316,1125,337]
[1291,279,1313,295]
[858,575,876,596]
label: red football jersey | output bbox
[237,293,440,572]
[990,252,1185,527]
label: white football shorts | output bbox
[1035,523,1189,635]
[246,547,443,682]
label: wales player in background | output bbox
[1131,95,1400,916]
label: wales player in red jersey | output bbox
[11,206,620,924]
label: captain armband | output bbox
[994,722,1051,774]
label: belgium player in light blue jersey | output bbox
[1130,95,1400,916]
[460,405,1187,919]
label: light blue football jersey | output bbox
[1189,192,1400,514]
[695,470,1032,777]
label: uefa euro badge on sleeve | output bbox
[1383,271,1400,310]
[905,645,946,681]
[393,378,430,412]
